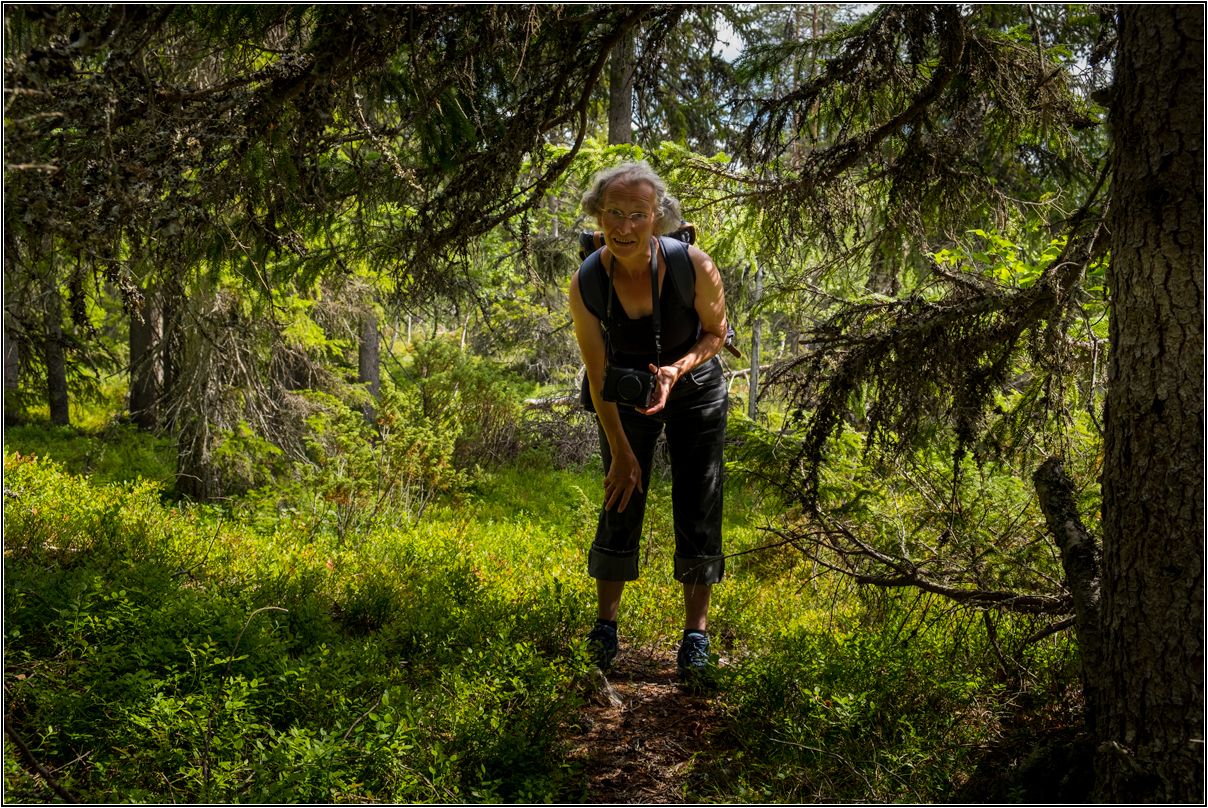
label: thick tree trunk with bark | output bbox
[1098,6,1204,802]
[128,287,161,430]
[359,309,380,420]
[43,277,69,426]
[607,30,635,145]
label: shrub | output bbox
[230,385,470,541]
[516,399,600,469]
[696,593,1041,803]
[402,336,523,468]
[3,450,587,804]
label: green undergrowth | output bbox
[695,598,1057,802]
[3,420,176,489]
[3,451,591,802]
[3,430,1076,803]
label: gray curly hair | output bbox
[581,161,683,235]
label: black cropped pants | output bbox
[588,357,728,585]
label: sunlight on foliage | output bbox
[4,433,1079,802]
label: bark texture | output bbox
[128,288,161,431]
[43,278,69,426]
[1099,6,1204,802]
[1034,458,1103,733]
[607,30,635,145]
[3,320,19,394]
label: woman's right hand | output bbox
[569,266,644,514]
[604,448,643,513]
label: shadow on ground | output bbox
[563,639,727,803]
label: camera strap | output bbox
[604,237,662,367]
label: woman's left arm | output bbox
[639,244,727,415]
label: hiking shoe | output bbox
[677,630,712,687]
[586,620,618,670]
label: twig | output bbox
[983,610,1030,681]
[341,693,386,742]
[5,723,79,803]
[769,732,876,794]
[202,606,288,801]
[174,517,223,579]
[5,163,59,172]
[721,529,817,562]
[1022,616,1075,645]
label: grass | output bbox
[3,449,590,802]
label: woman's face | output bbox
[598,179,658,265]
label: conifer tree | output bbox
[729,5,1201,799]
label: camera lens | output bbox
[617,373,644,401]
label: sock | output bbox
[684,628,707,640]
[596,618,617,630]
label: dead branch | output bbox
[764,510,1074,618]
[5,723,79,803]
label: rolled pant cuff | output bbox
[674,555,725,585]
[588,545,640,582]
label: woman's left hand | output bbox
[637,364,679,416]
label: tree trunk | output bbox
[358,309,380,421]
[748,258,762,419]
[128,286,161,430]
[866,232,902,297]
[3,313,19,422]
[1098,6,1204,802]
[607,29,635,145]
[1034,458,1104,734]
[160,277,184,431]
[43,275,69,426]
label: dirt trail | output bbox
[564,639,729,803]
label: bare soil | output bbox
[563,638,729,803]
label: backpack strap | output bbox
[662,236,743,357]
[578,236,740,362]
[576,249,609,322]
[657,235,696,310]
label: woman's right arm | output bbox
[569,268,644,513]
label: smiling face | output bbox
[598,179,658,267]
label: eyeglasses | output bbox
[602,207,652,224]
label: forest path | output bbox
[564,639,730,803]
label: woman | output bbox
[568,161,729,683]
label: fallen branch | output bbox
[524,394,578,410]
[5,723,79,803]
[764,515,1075,617]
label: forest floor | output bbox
[564,638,730,803]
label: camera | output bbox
[602,365,655,408]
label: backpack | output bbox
[576,227,698,319]
[576,224,740,358]
[574,226,739,411]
